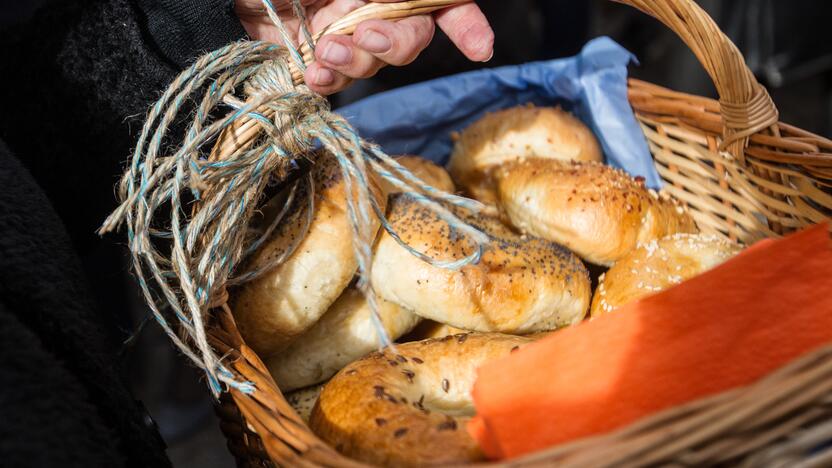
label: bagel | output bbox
[372,193,591,333]
[380,156,455,196]
[448,105,602,205]
[495,158,698,266]
[287,384,324,423]
[266,287,421,391]
[233,152,385,357]
[591,233,742,316]
[310,333,532,467]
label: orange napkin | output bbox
[469,222,832,460]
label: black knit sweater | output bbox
[0,1,247,466]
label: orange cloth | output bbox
[469,223,832,460]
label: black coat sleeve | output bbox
[0,0,247,254]
[0,2,247,466]
[0,0,249,341]
[0,140,171,467]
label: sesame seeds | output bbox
[442,379,450,393]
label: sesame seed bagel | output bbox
[309,333,532,467]
[380,156,455,196]
[371,193,591,333]
[233,152,385,358]
[591,233,742,316]
[495,158,698,266]
[447,105,602,205]
[266,287,422,392]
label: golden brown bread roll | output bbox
[371,193,591,333]
[310,333,532,467]
[591,233,742,316]
[447,105,602,205]
[266,287,421,392]
[232,152,385,358]
[379,156,455,196]
[495,158,698,266]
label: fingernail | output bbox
[357,29,392,54]
[321,41,351,66]
[464,24,495,62]
[313,68,335,86]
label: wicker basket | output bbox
[207,0,832,466]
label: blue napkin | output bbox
[336,36,661,189]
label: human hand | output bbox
[235,0,494,95]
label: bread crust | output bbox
[591,233,742,316]
[267,287,421,391]
[372,193,591,333]
[380,156,455,196]
[233,153,384,358]
[448,105,602,205]
[496,159,697,266]
[310,333,532,467]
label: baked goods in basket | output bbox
[447,105,602,205]
[309,333,532,467]
[371,193,592,334]
[266,287,421,392]
[232,152,385,358]
[495,159,697,266]
[591,233,742,316]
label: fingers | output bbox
[305,15,434,94]
[302,0,493,94]
[304,62,353,95]
[317,34,386,78]
[435,3,494,62]
[353,15,435,66]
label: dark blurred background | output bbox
[3,1,830,467]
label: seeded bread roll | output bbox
[267,287,421,392]
[592,233,742,316]
[310,333,532,467]
[233,152,385,358]
[372,193,591,333]
[495,158,698,266]
[447,105,602,205]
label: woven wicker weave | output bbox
[208,0,832,466]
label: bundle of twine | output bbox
[100,0,488,396]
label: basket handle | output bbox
[613,0,779,162]
[292,0,778,163]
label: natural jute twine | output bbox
[100,0,487,396]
